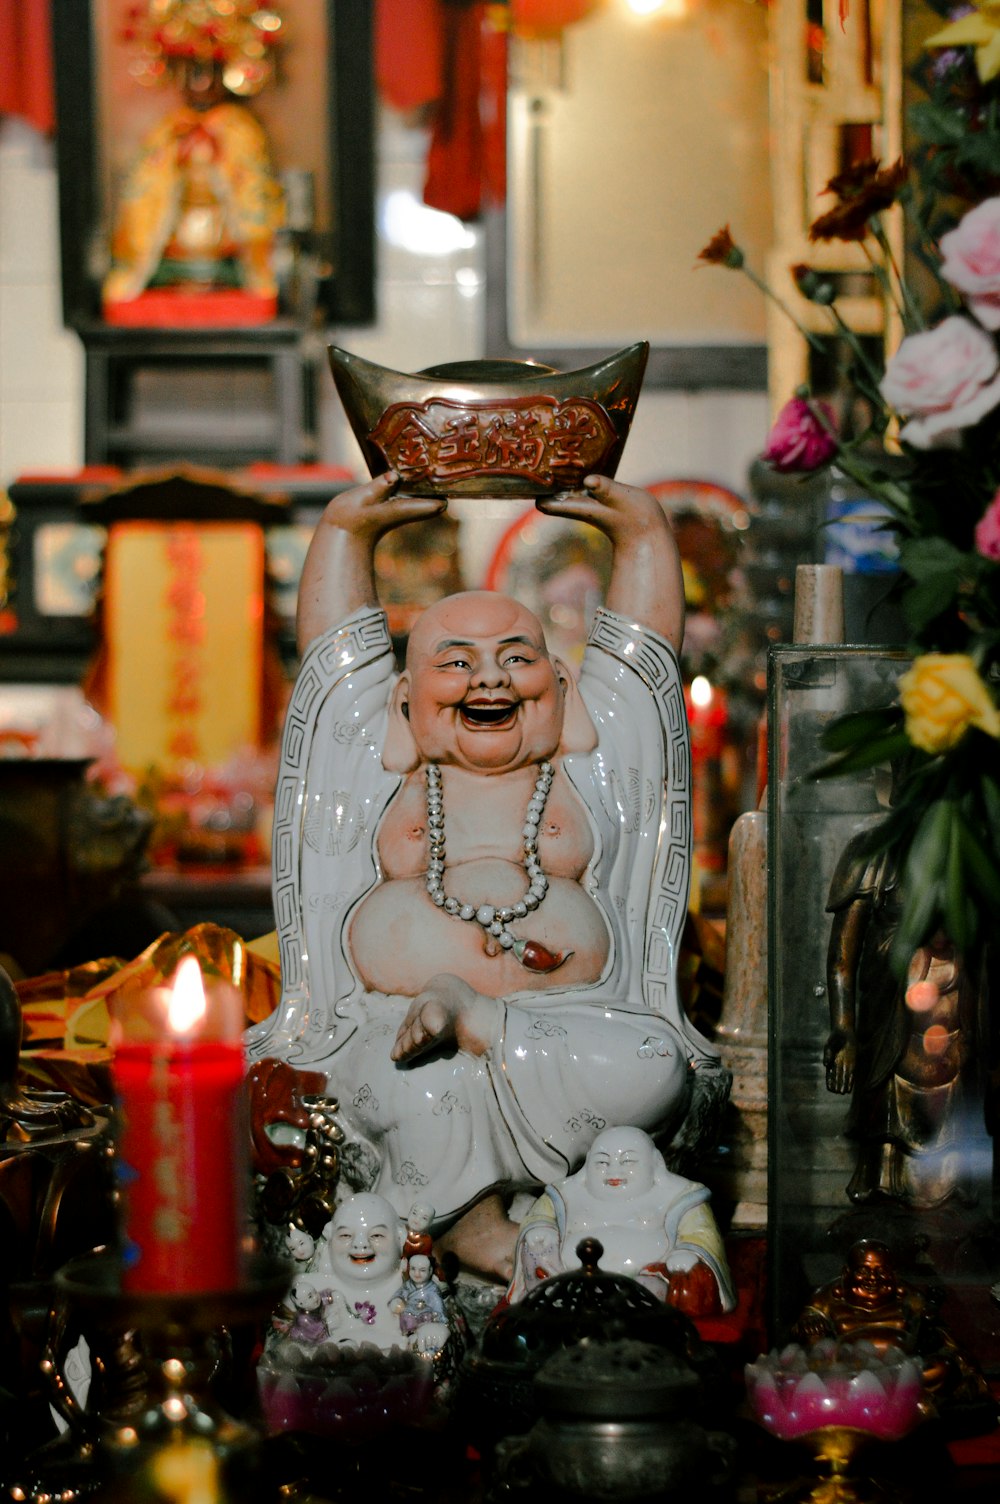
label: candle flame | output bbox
[167,956,207,1035]
[690,675,713,709]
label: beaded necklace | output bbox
[423,760,568,972]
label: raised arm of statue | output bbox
[295,472,445,653]
[539,475,685,652]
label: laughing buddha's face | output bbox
[328,1194,401,1284]
[400,592,567,774]
[583,1127,657,1202]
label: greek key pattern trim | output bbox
[249,610,392,1062]
[588,609,691,996]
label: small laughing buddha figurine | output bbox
[507,1126,735,1316]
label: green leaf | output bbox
[944,807,971,951]
[981,775,1000,843]
[820,708,900,753]
[957,820,1000,905]
[908,101,968,146]
[897,536,969,582]
[956,133,1000,174]
[903,575,960,634]
[892,801,951,968]
[816,730,914,778]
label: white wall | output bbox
[0,108,769,544]
[0,117,85,483]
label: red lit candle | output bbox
[112,954,248,1294]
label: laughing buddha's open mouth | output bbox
[460,698,517,729]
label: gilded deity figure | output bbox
[103,47,284,309]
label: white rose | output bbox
[940,196,1000,331]
[880,315,1000,448]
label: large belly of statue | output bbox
[348,859,610,998]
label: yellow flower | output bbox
[899,653,1000,753]
[925,0,1000,84]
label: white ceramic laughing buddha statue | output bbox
[507,1126,735,1315]
[247,457,727,1285]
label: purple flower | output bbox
[762,398,839,472]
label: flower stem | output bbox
[870,222,923,332]
[804,399,914,519]
[825,304,885,388]
[740,263,826,353]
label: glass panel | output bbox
[766,645,999,1386]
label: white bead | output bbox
[476,905,495,926]
[459,904,476,921]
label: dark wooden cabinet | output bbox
[78,322,320,468]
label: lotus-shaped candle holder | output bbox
[745,1341,925,1502]
[746,1339,924,1441]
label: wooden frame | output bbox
[50,0,375,329]
[484,207,767,390]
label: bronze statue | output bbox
[793,1239,994,1430]
[823,830,990,1209]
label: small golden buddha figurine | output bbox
[793,1239,995,1433]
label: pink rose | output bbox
[762,397,838,472]
[880,315,1000,448]
[975,488,1000,561]
[940,196,1000,331]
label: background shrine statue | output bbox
[823,824,991,1209]
[248,469,725,1279]
[103,54,284,311]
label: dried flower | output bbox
[697,226,744,269]
[899,653,1000,752]
[824,157,908,202]
[809,159,908,242]
[762,397,839,472]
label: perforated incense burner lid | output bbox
[459,1239,716,1449]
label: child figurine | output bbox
[285,1275,333,1345]
[391,1253,449,1354]
[402,1203,435,1265]
[286,1223,316,1266]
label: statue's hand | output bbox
[319,471,444,543]
[536,475,684,649]
[824,1027,856,1094]
[391,973,498,1062]
[793,1308,832,1342]
[537,474,665,544]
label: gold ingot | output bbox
[328,342,650,499]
